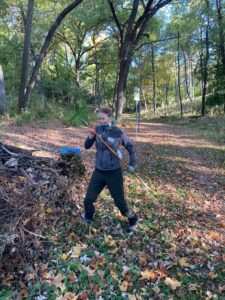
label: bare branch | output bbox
[107,0,123,40]
[135,35,178,51]
[135,0,173,43]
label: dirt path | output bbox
[1,120,224,200]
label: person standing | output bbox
[82,107,138,233]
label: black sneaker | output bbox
[81,212,93,223]
[127,214,139,234]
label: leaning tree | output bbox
[19,0,84,112]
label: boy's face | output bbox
[98,112,111,124]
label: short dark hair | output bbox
[98,107,113,117]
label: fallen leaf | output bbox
[119,280,129,292]
[56,292,78,300]
[179,257,188,268]
[110,268,119,281]
[19,282,28,298]
[128,294,137,300]
[89,258,98,270]
[77,291,88,300]
[139,252,148,266]
[188,284,198,291]
[46,207,53,214]
[141,269,156,281]
[152,286,160,294]
[61,253,68,260]
[70,244,82,258]
[53,273,66,291]
[104,235,116,247]
[18,176,25,182]
[165,277,181,290]
[68,272,77,283]
[208,272,217,280]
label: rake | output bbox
[82,120,150,191]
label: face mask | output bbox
[100,124,111,132]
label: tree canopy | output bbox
[0,0,225,118]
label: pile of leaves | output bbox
[0,143,86,285]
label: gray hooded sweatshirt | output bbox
[84,125,136,171]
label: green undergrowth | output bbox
[1,103,95,128]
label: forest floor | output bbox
[0,117,225,299]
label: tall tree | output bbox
[177,27,183,118]
[151,44,156,115]
[18,0,34,112]
[0,65,6,115]
[108,0,173,120]
[216,0,225,111]
[20,0,84,111]
[201,0,210,116]
[216,0,225,68]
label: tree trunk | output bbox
[94,61,100,110]
[201,0,210,117]
[182,49,193,102]
[75,56,81,87]
[151,44,156,115]
[216,0,225,68]
[174,58,178,103]
[190,56,195,101]
[116,70,127,119]
[165,78,170,116]
[18,0,34,112]
[0,65,7,115]
[177,29,183,118]
[216,0,225,113]
[116,48,133,120]
[37,72,47,110]
[22,0,84,110]
[112,66,119,109]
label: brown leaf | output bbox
[138,252,148,266]
[208,272,217,280]
[70,244,82,258]
[141,269,156,281]
[179,257,188,268]
[68,272,77,284]
[56,292,78,300]
[188,284,198,291]
[104,235,116,247]
[77,291,88,300]
[110,268,119,281]
[53,273,66,291]
[165,277,181,290]
[119,280,129,292]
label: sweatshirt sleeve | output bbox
[84,135,96,149]
[121,132,136,167]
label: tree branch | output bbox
[135,35,178,51]
[133,0,154,33]
[126,0,140,36]
[135,0,173,43]
[107,0,123,40]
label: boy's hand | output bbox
[88,124,96,138]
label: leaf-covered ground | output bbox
[1,119,225,299]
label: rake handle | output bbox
[82,120,150,191]
[95,133,150,191]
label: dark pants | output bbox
[84,168,135,220]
